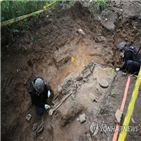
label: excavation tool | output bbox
[49,93,72,116]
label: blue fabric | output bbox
[126,60,140,74]
[35,104,44,115]
[28,77,50,109]
[120,46,141,73]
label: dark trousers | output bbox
[126,60,140,74]
[34,105,44,115]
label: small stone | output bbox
[76,73,83,81]
[105,18,108,22]
[83,78,87,82]
[115,109,123,123]
[23,78,28,85]
[79,113,86,123]
[89,93,98,102]
[98,79,109,88]
[17,69,20,72]
[122,72,127,76]
[32,123,38,131]
[117,29,121,33]
[125,38,128,41]
[77,29,85,36]
[131,118,135,123]
[26,114,32,121]
[76,117,80,121]
[98,16,101,21]
[71,94,76,100]
[57,86,62,94]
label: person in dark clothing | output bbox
[28,77,51,115]
[116,42,141,74]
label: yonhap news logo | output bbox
[90,121,140,136]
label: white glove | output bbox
[44,104,50,110]
[120,53,124,58]
[116,68,120,72]
[47,90,51,98]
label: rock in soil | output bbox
[77,29,85,36]
[76,73,83,81]
[115,109,123,123]
[57,85,62,94]
[79,113,86,123]
[98,79,109,88]
[89,93,98,102]
[26,114,32,121]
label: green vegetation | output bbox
[93,0,107,7]
[111,89,116,97]
[0,0,108,22]
[78,0,113,17]
[110,68,116,77]
[91,0,110,12]
[1,1,54,22]
[98,107,104,114]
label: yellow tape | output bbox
[1,1,56,26]
[118,67,141,141]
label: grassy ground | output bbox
[1,1,53,22]
[1,0,110,23]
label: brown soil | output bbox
[1,1,141,141]
[91,72,141,141]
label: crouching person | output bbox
[125,60,140,74]
[28,77,52,115]
[116,42,141,74]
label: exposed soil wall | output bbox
[1,2,141,141]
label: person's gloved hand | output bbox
[120,53,124,58]
[116,68,120,72]
[47,90,51,98]
[44,104,50,110]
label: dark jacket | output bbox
[28,77,50,108]
[120,46,141,71]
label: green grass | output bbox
[1,1,76,24]
[1,1,54,22]
[1,0,113,24]
[98,107,104,114]
[111,89,116,97]
[110,68,116,77]
[94,0,106,5]
[92,0,110,12]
